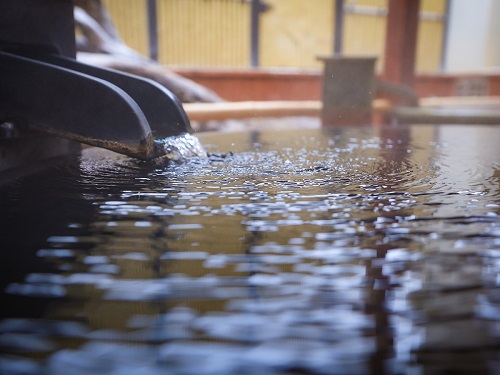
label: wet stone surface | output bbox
[0,124,499,374]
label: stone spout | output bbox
[0,0,192,160]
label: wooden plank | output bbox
[183,98,500,125]
[184,101,321,121]
[183,99,391,121]
[392,106,500,124]
[420,96,500,108]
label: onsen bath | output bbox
[0,121,499,375]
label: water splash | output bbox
[156,133,207,161]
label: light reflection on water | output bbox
[0,124,499,375]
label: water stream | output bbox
[0,123,499,374]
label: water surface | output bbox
[1,124,499,375]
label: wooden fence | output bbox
[101,0,447,72]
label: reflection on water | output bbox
[0,124,499,375]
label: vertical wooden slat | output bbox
[260,0,333,68]
[102,0,149,57]
[344,15,387,71]
[101,0,445,72]
[156,0,249,67]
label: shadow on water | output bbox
[0,123,500,375]
[0,151,165,317]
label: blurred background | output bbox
[86,0,500,101]
[102,0,500,72]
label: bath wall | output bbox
[174,68,500,101]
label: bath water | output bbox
[0,123,499,374]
